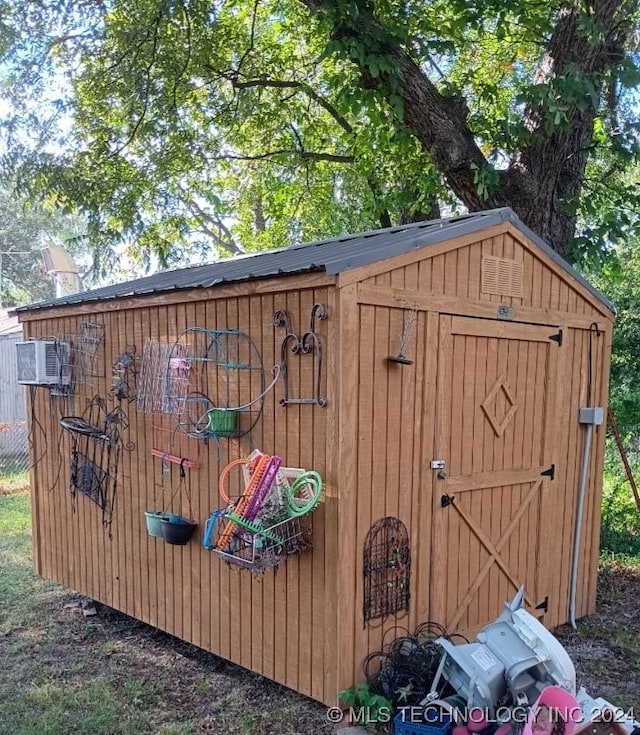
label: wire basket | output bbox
[137,339,191,415]
[203,511,312,573]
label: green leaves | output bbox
[1,0,639,265]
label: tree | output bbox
[0,189,86,307]
[1,0,639,265]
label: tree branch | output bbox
[210,149,354,164]
[228,76,354,134]
[297,0,499,212]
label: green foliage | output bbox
[339,683,392,730]
[587,233,640,437]
[0,188,87,307]
[601,457,640,556]
[1,0,639,267]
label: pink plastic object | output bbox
[452,726,471,735]
[467,708,489,732]
[522,686,581,735]
[494,724,513,735]
[243,455,282,521]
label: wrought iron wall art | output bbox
[273,303,328,407]
[363,516,411,624]
[60,395,134,535]
[110,346,137,402]
[388,302,418,365]
[45,322,105,398]
[165,327,268,441]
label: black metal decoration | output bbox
[61,395,134,535]
[110,345,137,402]
[363,517,411,624]
[388,302,418,365]
[273,303,328,407]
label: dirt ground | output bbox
[555,557,640,714]
[36,559,640,731]
[0,563,640,735]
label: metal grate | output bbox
[481,256,524,298]
[363,517,411,623]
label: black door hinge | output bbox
[535,596,549,612]
[549,329,563,346]
[541,464,555,480]
[441,494,455,508]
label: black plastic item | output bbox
[160,515,197,545]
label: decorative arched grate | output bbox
[363,517,411,624]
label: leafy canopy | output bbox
[1,0,639,267]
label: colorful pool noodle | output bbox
[215,453,270,551]
[243,454,282,522]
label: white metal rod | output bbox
[569,423,594,629]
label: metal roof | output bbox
[0,309,22,336]
[13,208,615,315]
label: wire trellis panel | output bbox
[137,340,191,415]
[69,322,105,394]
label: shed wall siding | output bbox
[25,285,337,704]
[346,232,612,688]
[363,232,608,321]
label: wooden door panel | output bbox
[431,316,559,635]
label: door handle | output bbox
[437,469,447,480]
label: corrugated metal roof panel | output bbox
[12,208,614,315]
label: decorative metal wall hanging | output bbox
[137,339,191,415]
[60,395,134,536]
[363,516,411,624]
[110,345,137,402]
[388,302,418,365]
[167,327,267,441]
[273,303,328,407]
[46,322,105,398]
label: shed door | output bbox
[431,315,560,634]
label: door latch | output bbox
[430,460,446,470]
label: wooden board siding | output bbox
[24,284,337,704]
[359,230,610,325]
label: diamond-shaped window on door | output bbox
[481,374,518,437]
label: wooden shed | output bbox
[15,207,614,706]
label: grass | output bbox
[0,474,331,735]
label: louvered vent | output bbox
[45,342,59,377]
[481,256,524,298]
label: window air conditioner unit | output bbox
[15,340,71,386]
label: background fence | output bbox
[0,332,28,475]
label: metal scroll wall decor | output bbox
[59,395,134,536]
[273,303,328,407]
[363,516,411,624]
[110,346,137,402]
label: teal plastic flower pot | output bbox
[145,511,170,538]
